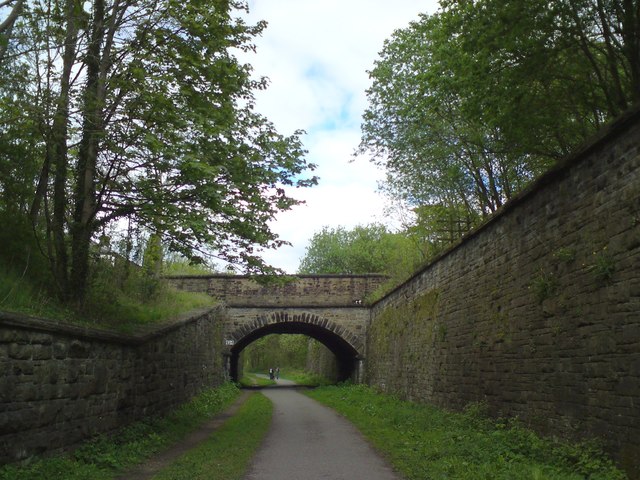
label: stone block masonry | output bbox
[0,307,226,464]
[366,107,640,477]
[166,274,387,383]
[166,274,386,308]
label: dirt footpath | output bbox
[116,391,251,480]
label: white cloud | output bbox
[234,0,440,272]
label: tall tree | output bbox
[9,0,316,302]
[360,0,639,238]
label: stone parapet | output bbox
[166,274,386,307]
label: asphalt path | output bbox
[242,378,402,480]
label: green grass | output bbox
[82,285,216,333]
[0,383,240,480]
[239,372,277,387]
[0,265,216,333]
[307,384,627,480]
[280,368,333,386]
[0,266,78,322]
[151,392,273,480]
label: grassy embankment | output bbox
[0,383,272,480]
[150,393,271,480]
[307,384,627,480]
[0,264,215,333]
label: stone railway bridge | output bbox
[166,274,386,382]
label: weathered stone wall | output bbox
[0,307,226,464]
[167,275,382,383]
[366,109,640,475]
[224,307,370,356]
[305,338,339,381]
[166,274,386,307]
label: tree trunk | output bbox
[70,0,106,301]
[0,0,24,64]
[48,0,81,299]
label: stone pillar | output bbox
[355,357,365,384]
[223,352,232,381]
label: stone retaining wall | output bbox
[366,109,640,476]
[0,307,225,463]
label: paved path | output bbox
[243,379,402,480]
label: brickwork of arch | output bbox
[227,310,364,357]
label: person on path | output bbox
[269,367,274,380]
[275,367,280,380]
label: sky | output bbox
[236,0,440,273]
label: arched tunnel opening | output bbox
[228,321,361,383]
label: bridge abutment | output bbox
[166,275,387,383]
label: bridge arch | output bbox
[226,311,365,382]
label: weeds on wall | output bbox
[553,247,576,263]
[530,269,558,304]
[587,246,615,284]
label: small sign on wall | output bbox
[225,339,235,346]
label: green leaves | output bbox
[297,224,425,277]
[2,0,316,301]
[360,0,638,243]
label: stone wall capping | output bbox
[0,306,221,346]
[1,306,225,464]
[373,103,640,307]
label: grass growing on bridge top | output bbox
[307,384,627,480]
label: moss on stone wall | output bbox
[364,110,640,477]
[368,289,440,360]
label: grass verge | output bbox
[238,372,277,387]
[280,369,332,386]
[307,384,627,480]
[0,383,240,480]
[150,392,272,480]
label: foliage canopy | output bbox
[297,223,426,276]
[360,0,639,238]
[0,0,316,303]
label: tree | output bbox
[8,0,316,303]
[360,0,639,240]
[0,0,23,63]
[242,334,310,372]
[297,224,425,276]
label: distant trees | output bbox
[298,223,427,278]
[0,0,316,303]
[242,334,310,372]
[360,0,640,241]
